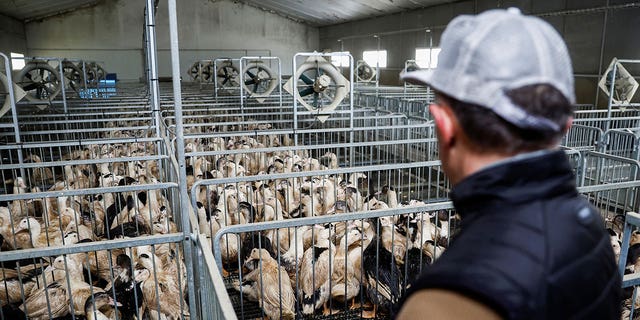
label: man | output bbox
[396,8,621,320]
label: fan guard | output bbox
[242,61,278,103]
[284,56,350,123]
[599,58,639,106]
[216,60,240,88]
[356,60,375,82]
[16,60,63,103]
[404,60,421,73]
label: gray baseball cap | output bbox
[401,8,575,132]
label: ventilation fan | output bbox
[356,60,376,82]
[15,60,63,103]
[404,60,421,73]
[216,60,239,88]
[283,56,350,123]
[188,61,201,81]
[200,61,214,82]
[599,58,639,106]
[62,60,85,93]
[242,60,278,103]
[187,60,213,82]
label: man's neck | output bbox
[450,148,557,185]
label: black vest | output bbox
[397,150,621,319]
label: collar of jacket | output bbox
[449,149,577,217]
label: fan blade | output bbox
[22,82,39,91]
[253,82,259,93]
[245,79,256,85]
[223,67,229,76]
[299,87,314,97]
[246,70,256,79]
[313,92,319,108]
[222,78,230,85]
[300,73,314,85]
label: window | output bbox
[362,50,387,68]
[330,51,351,68]
[10,52,25,70]
[415,48,441,69]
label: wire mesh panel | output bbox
[212,203,456,320]
[167,90,450,319]
[601,129,640,161]
[192,234,238,320]
[353,93,434,119]
[579,151,640,219]
[0,70,197,318]
[0,116,155,144]
[573,113,640,131]
[616,211,640,320]
[0,233,189,320]
[561,125,603,151]
[0,134,191,317]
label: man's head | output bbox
[401,8,575,184]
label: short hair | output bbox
[437,84,574,154]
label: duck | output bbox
[362,233,404,318]
[9,177,33,219]
[0,207,16,249]
[236,248,296,320]
[106,213,151,239]
[300,229,336,315]
[280,225,312,272]
[19,257,86,319]
[344,186,364,212]
[263,196,293,254]
[319,152,339,169]
[24,154,55,185]
[0,266,39,306]
[215,207,241,273]
[608,228,622,263]
[14,217,63,249]
[196,201,220,237]
[377,185,399,208]
[108,254,142,320]
[402,239,432,288]
[84,291,121,320]
[328,227,366,311]
[134,252,188,320]
[69,242,125,285]
[380,219,408,265]
[239,231,276,270]
[64,222,94,242]
[37,255,72,290]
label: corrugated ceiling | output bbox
[0,0,456,25]
[240,0,458,26]
[0,0,101,21]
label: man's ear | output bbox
[563,116,573,134]
[430,104,456,148]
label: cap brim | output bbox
[400,69,435,86]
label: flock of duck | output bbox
[0,136,187,320]
[0,120,458,320]
[185,128,458,319]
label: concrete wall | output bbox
[0,13,27,73]
[25,0,319,81]
[319,0,640,106]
